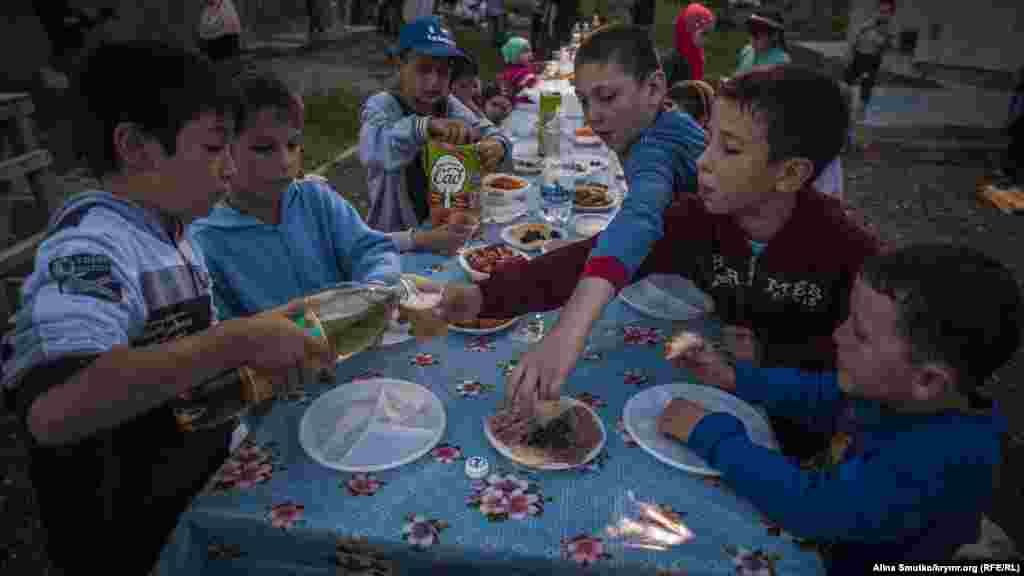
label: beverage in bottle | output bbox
[540,159,574,229]
[538,88,562,157]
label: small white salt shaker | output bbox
[465,456,489,479]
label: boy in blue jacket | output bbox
[661,243,1019,572]
[190,70,401,320]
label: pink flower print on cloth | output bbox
[467,473,549,521]
[455,379,495,397]
[623,369,648,386]
[561,534,613,566]
[616,418,638,447]
[431,443,464,464]
[345,473,386,496]
[622,325,663,346]
[411,353,439,366]
[401,514,449,548]
[267,502,305,530]
[211,440,277,491]
[466,336,495,352]
[724,546,781,576]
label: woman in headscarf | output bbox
[665,3,715,85]
[735,10,790,74]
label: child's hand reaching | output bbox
[664,332,737,392]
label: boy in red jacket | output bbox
[441,65,881,458]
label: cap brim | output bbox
[748,15,783,30]
[411,44,465,58]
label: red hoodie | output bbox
[477,185,881,372]
[674,3,714,81]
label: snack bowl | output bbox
[459,243,532,282]
[501,222,565,252]
[574,214,612,238]
[482,173,532,206]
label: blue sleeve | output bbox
[359,93,427,173]
[589,121,702,279]
[318,182,401,286]
[187,227,244,321]
[687,413,994,544]
[732,361,845,436]
[1,231,146,389]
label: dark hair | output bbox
[234,68,296,134]
[860,244,1023,393]
[451,54,479,83]
[668,81,712,122]
[718,65,849,178]
[481,81,505,102]
[73,41,240,178]
[748,10,787,49]
[574,24,661,83]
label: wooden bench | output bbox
[1,93,59,321]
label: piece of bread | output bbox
[664,332,704,360]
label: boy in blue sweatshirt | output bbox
[190,70,401,320]
[661,243,1019,572]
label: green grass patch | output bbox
[302,85,365,173]
[455,0,748,85]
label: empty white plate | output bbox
[619,274,714,321]
[300,378,445,472]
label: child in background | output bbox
[450,54,487,119]
[736,10,790,74]
[190,70,401,320]
[359,17,509,253]
[497,36,540,98]
[666,79,714,129]
[198,0,243,63]
[662,243,1018,571]
[481,82,514,125]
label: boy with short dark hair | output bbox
[662,243,1018,571]
[441,66,880,461]
[1,42,331,575]
[190,70,401,320]
[481,82,514,125]
[360,16,510,255]
[450,53,486,119]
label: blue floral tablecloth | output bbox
[157,234,826,575]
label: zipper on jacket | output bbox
[747,252,760,287]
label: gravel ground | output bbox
[4,35,1022,575]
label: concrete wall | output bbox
[847,0,1024,75]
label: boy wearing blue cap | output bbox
[360,17,512,255]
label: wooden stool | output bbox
[1,93,60,321]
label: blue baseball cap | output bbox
[398,16,465,58]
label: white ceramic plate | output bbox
[573,153,609,173]
[574,213,612,238]
[484,396,606,471]
[483,207,529,224]
[618,274,715,321]
[300,378,446,473]
[512,156,543,175]
[573,185,621,212]
[448,316,521,335]
[458,244,532,282]
[623,383,778,477]
[500,222,567,252]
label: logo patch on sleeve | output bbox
[49,253,124,303]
